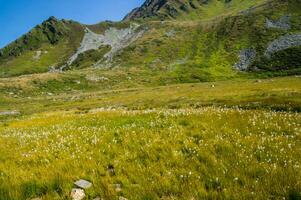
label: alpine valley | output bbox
[0,0,301,199]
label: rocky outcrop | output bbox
[234,48,256,71]
[123,0,237,21]
[266,15,291,30]
[102,25,146,62]
[67,28,104,65]
[123,0,169,21]
[68,24,145,66]
[264,34,301,58]
[235,34,301,71]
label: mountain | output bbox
[1,2,301,199]
[0,17,84,77]
[0,0,301,79]
[123,0,271,21]
[122,0,301,78]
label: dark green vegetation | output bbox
[69,46,111,69]
[256,46,301,73]
[0,0,301,199]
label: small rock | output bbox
[119,197,128,200]
[33,50,42,60]
[107,164,115,176]
[74,179,92,189]
[93,197,101,200]
[165,30,176,37]
[115,184,122,192]
[0,111,20,116]
[71,188,85,200]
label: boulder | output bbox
[74,179,92,189]
[71,188,85,200]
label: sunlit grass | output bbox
[0,107,300,199]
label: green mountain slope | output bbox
[117,0,301,80]
[0,0,301,80]
[0,17,84,77]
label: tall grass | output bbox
[0,107,300,199]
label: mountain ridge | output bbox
[123,0,269,21]
[0,0,301,79]
[123,0,219,21]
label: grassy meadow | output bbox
[0,73,300,199]
[0,0,301,199]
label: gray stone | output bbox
[115,184,122,192]
[74,179,92,189]
[165,30,176,37]
[71,188,85,200]
[33,50,42,60]
[234,48,256,71]
[266,15,291,30]
[264,34,301,58]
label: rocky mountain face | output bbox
[123,0,170,20]
[0,0,301,78]
[123,0,230,21]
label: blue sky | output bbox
[0,0,144,48]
